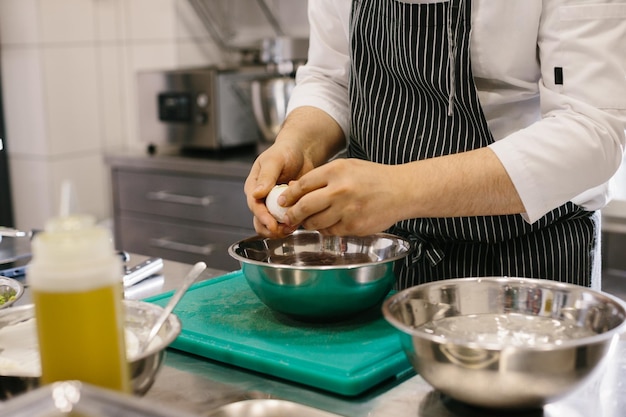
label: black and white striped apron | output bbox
[348,0,600,289]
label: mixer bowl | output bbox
[383,277,626,409]
[251,76,295,143]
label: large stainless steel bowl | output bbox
[229,230,413,320]
[383,277,626,409]
[0,299,181,399]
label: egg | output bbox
[266,184,289,223]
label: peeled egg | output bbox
[266,184,289,223]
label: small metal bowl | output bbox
[0,299,181,399]
[228,230,413,320]
[383,277,626,409]
[0,277,24,309]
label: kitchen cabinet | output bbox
[105,151,256,271]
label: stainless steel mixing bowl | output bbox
[0,277,24,309]
[229,230,413,320]
[383,277,626,409]
[0,299,181,399]
[251,76,295,143]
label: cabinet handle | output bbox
[146,191,214,207]
[150,238,216,256]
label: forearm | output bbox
[276,106,346,168]
[393,147,525,219]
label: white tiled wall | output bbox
[0,0,309,231]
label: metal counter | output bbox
[125,257,626,417]
[104,148,256,181]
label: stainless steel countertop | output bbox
[9,255,626,416]
[104,148,256,180]
[115,256,626,417]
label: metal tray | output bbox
[0,381,198,417]
[0,381,345,417]
[205,399,343,417]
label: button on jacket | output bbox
[287,0,626,223]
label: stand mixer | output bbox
[251,37,308,153]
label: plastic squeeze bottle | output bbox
[28,214,130,392]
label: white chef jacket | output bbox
[286,0,626,223]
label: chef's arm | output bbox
[285,0,352,146]
[393,147,526,220]
[278,145,526,236]
[275,106,346,169]
[488,1,626,223]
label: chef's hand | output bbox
[244,140,313,237]
[245,106,347,237]
[278,158,404,236]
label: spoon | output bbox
[141,261,207,354]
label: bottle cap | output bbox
[27,182,121,291]
[34,214,114,265]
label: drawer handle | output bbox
[146,191,214,207]
[150,238,216,256]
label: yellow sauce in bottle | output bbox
[32,285,129,391]
[28,214,130,393]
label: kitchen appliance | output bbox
[137,66,271,151]
[251,76,294,145]
[0,229,162,283]
[0,233,31,277]
[147,271,414,396]
[251,37,308,151]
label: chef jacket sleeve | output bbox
[489,0,626,223]
[286,0,352,143]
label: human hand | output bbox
[244,106,347,236]
[278,158,405,236]
[244,140,315,237]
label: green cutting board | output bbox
[146,271,414,396]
